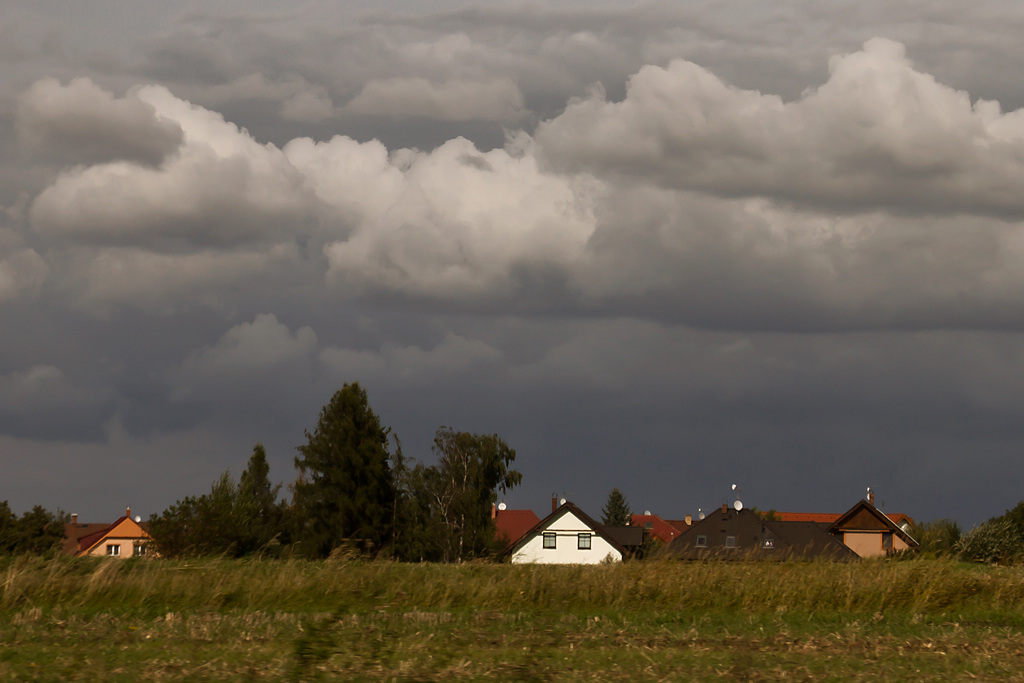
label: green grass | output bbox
[2,555,1024,680]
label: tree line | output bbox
[149,382,522,562]
[0,503,66,555]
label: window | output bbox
[695,535,707,548]
[882,532,893,551]
[578,533,591,550]
[644,522,653,529]
[106,544,120,557]
[133,543,147,557]
[543,533,556,549]
[763,538,774,549]
[725,535,737,548]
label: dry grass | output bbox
[2,555,1024,680]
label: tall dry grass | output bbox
[3,554,1024,619]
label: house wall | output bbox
[841,531,911,558]
[86,538,144,558]
[512,510,622,564]
[81,518,152,558]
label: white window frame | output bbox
[106,544,120,557]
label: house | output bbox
[507,501,637,564]
[631,513,685,545]
[493,503,540,550]
[828,496,918,557]
[63,507,154,558]
[659,504,859,561]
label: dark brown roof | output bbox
[599,525,644,548]
[659,507,858,561]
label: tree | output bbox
[292,383,396,557]
[0,503,66,555]
[601,488,632,526]
[911,518,962,557]
[237,443,286,555]
[390,445,446,562]
[956,518,1024,564]
[149,443,286,557]
[428,427,522,563]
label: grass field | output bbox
[3,555,1024,681]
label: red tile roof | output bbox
[630,514,685,544]
[494,509,540,548]
[776,512,840,524]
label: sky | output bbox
[3,1,1024,529]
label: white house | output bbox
[508,501,631,564]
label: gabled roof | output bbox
[72,513,153,556]
[659,507,858,561]
[830,499,919,549]
[494,508,541,548]
[506,501,629,558]
[630,514,685,544]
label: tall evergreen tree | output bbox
[148,443,286,557]
[238,443,285,554]
[601,488,632,526]
[292,383,396,557]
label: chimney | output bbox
[721,503,728,515]
[685,514,692,526]
[126,506,131,519]
[71,513,78,524]
[868,490,875,507]
[491,503,496,519]
[552,496,558,512]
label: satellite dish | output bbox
[559,498,566,506]
[644,510,652,516]
[734,500,743,511]
[698,508,705,520]
[134,516,142,523]
[731,484,737,491]
[498,502,507,511]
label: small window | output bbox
[725,536,737,548]
[695,535,707,548]
[106,544,120,557]
[133,543,147,557]
[543,533,556,549]
[644,522,653,529]
[578,533,591,550]
[882,532,893,550]
[763,538,774,549]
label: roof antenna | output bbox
[732,484,743,512]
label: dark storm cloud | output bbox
[4,0,1024,530]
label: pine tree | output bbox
[292,383,396,557]
[601,488,632,526]
[148,443,286,557]
[238,443,285,554]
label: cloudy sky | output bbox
[3,0,1024,528]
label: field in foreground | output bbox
[3,556,1024,681]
